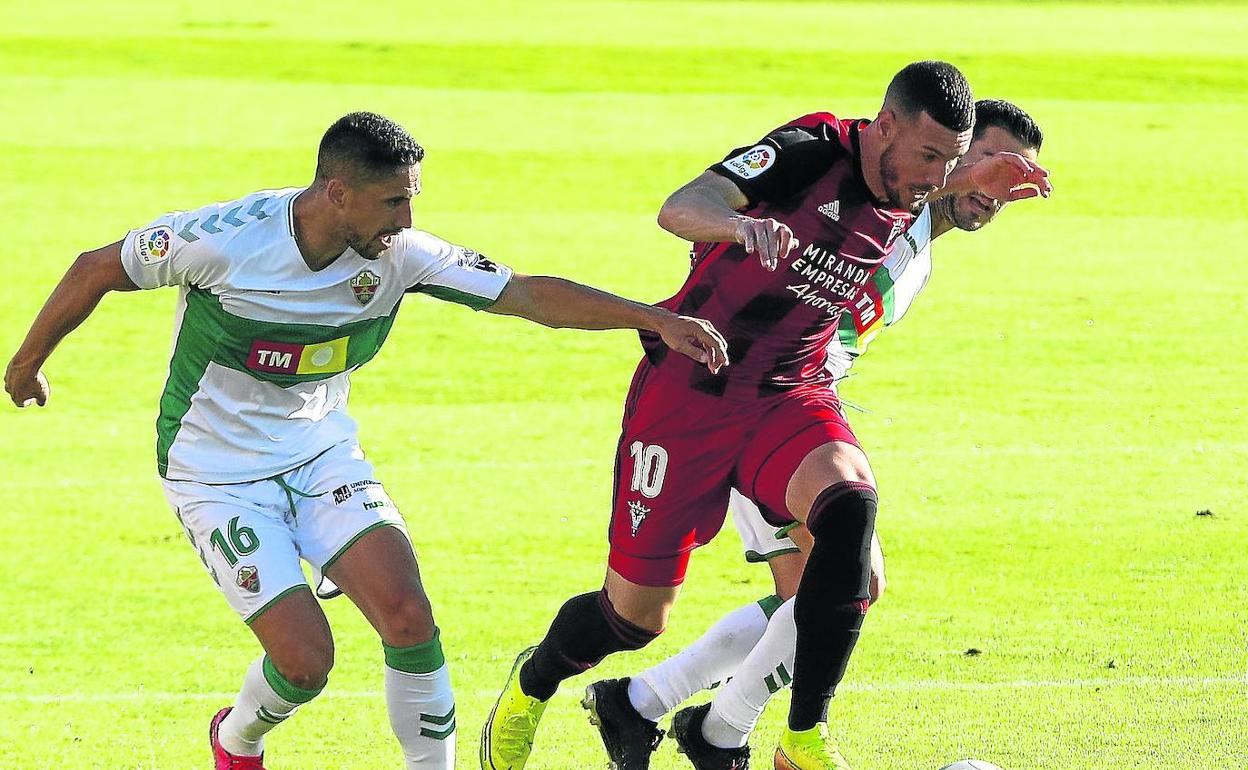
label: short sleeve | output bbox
[120,210,218,290]
[402,232,513,311]
[707,117,843,206]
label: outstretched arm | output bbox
[658,171,798,272]
[5,241,137,407]
[486,273,730,373]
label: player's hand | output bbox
[657,313,730,374]
[868,532,887,603]
[733,217,799,272]
[968,152,1052,202]
[4,360,50,408]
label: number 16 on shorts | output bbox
[628,441,668,499]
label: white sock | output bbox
[630,596,779,721]
[702,597,796,749]
[218,655,318,756]
[384,630,456,770]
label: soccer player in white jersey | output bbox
[581,100,1048,770]
[3,112,729,770]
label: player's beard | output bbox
[879,145,912,213]
[949,193,997,232]
[880,145,934,215]
[347,228,389,260]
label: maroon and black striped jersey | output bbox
[642,113,913,400]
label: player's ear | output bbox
[325,178,348,209]
[876,109,896,144]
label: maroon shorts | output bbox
[608,360,860,587]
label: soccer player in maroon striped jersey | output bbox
[590,99,1050,770]
[482,62,1050,770]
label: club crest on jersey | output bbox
[723,145,775,179]
[236,565,261,594]
[628,500,651,537]
[350,270,381,305]
[135,225,173,265]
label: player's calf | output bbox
[789,481,876,731]
[384,628,457,770]
[520,587,663,701]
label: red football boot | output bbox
[210,708,267,769]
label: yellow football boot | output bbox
[774,723,853,770]
[480,647,548,770]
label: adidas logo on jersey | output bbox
[818,200,841,221]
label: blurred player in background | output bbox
[588,99,1049,770]
[4,112,727,770]
[484,61,1047,770]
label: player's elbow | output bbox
[71,242,137,293]
[656,195,685,235]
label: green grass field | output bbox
[1,1,1246,768]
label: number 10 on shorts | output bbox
[628,441,669,499]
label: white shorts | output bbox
[163,441,407,623]
[729,488,800,563]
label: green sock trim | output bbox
[383,627,446,674]
[757,594,784,619]
[262,655,325,704]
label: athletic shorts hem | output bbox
[608,549,689,588]
[744,546,802,564]
[321,520,403,576]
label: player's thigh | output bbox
[164,479,311,626]
[286,443,408,595]
[325,525,435,647]
[738,387,874,524]
[609,363,742,590]
[286,442,428,643]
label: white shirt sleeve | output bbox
[119,209,222,290]
[401,231,513,310]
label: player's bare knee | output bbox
[271,638,334,691]
[786,442,875,521]
[376,591,436,647]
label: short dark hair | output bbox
[974,99,1043,151]
[315,112,424,183]
[884,61,974,133]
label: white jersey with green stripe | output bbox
[827,205,933,379]
[120,187,512,483]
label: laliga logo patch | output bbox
[723,145,775,180]
[236,565,261,594]
[135,226,174,265]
